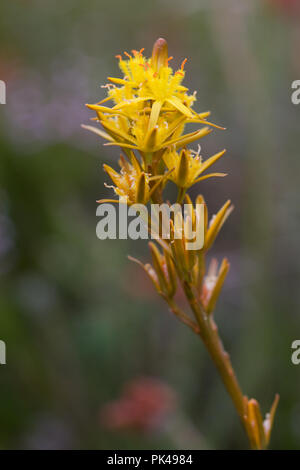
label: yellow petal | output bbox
[148,100,162,131]
[264,394,280,446]
[194,172,227,183]
[113,96,152,110]
[187,117,225,130]
[104,142,138,149]
[81,124,114,142]
[197,149,226,176]
[100,120,136,144]
[128,150,142,173]
[205,200,233,250]
[103,164,123,188]
[166,97,194,118]
[247,399,266,450]
[165,127,212,148]
[86,104,127,117]
[107,77,134,86]
[206,258,230,314]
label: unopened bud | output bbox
[136,172,147,204]
[177,149,189,187]
[152,38,168,72]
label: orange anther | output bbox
[180,58,187,70]
[167,56,173,64]
[139,62,149,71]
[115,54,122,60]
[124,51,132,59]
[139,48,145,55]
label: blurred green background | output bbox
[0,0,299,449]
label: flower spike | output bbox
[85,38,279,450]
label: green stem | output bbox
[167,298,200,334]
[181,280,253,447]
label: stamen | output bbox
[124,51,132,59]
[139,62,150,71]
[104,183,115,190]
[115,54,122,60]
[181,58,187,70]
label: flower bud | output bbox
[203,258,230,314]
[246,399,266,450]
[136,172,147,204]
[177,149,189,187]
[151,38,168,72]
[205,200,233,251]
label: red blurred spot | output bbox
[100,377,176,432]
[267,0,300,15]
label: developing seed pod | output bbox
[151,38,169,72]
[205,200,234,251]
[201,258,230,315]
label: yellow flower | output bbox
[84,107,210,155]
[108,39,195,117]
[99,153,166,205]
[83,38,223,157]
[86,38,279,450]
[163,147,227,189]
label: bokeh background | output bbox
[0,0,299,450]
